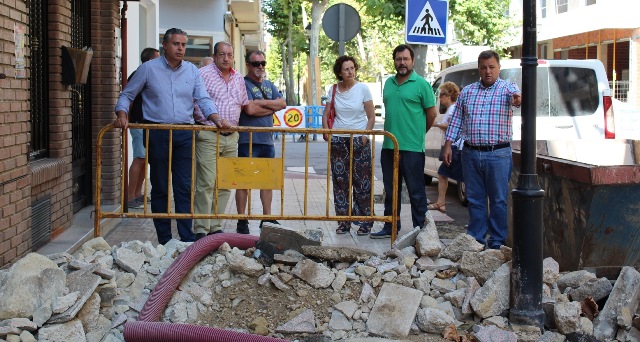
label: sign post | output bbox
[405,0,448,45]
[322,3,361,56]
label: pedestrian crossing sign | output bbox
[405,0,448,45]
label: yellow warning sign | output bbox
[272,113,281,127]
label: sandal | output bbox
[356,226,370,236]
[336,226,349,234]
[427,203,446,213]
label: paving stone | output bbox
[53,292,80,314]
[367,283,423,337]
[37,319,86,342]
[335,301,358,319]
[392,226,421,251]
[302,246,378,262]
[291,259,335,288]
[329,310,352,331]
[48,271,101,324]
[113,247,144,275]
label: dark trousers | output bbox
[381,149,428,230]
[147,129,195,244]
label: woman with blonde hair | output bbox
[322,55,376,235]
[428,81,462,213]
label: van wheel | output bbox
[457,182,469,207]
[424,175,433,185]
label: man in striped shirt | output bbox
[442,50,522,249]
[193,41,248,238]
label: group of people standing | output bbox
[114,27,521,250]
[114,28,285,244]
[322,46,520,249]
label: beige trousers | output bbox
[193,131,238,234]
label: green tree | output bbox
[449,0,518,52]
[263,0,305,104]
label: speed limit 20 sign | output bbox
[273,106,306,128]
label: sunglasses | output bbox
[250,61,267,67]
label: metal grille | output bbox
[29,0,49,160]
[31,196,52,250]
[70,0,92,213]
[610,80,629,103]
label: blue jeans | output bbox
[462,146,512,248]
[381,149,427,230]
[147,129,196,244]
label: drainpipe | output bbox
[121,0,128,88]
[510,0,544,329]
[120,0,129,211]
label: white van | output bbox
[425,59,616,204]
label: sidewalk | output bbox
[37,171,453,257]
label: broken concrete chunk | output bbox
[52,292,80,314]
[37,319,86,342]
[415,225,442,257]
[470,262,510,318]
[556,270,597,292]
[0,253,66,321]
[543,257,560,284]
[567,277,612,302]
[416,307,455,334]
[439,233,484,262]
[113,247,144,275]
[594,267,640,341]
[367,283,423,337]
[48,271,101,324]
[302,245,378,262]
[459,249,506,285]
[275,308,316,334]
[260,225,322,254]
[473,325,517,342]
[227,254,264,277]
[291,259,335,289]
[554,301,581,334]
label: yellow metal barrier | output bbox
[95,124,402,242]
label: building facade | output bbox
[506,0,639,107]
[0,0,264,267]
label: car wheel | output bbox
[424,174,433,185]
[457,182,469,207]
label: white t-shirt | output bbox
[327,82,372,137]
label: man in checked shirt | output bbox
[193,41,249,239]
[442,50,522,250]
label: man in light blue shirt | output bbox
[114,28,222,244]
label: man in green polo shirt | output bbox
[370,44,438,239]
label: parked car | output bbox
[425,59,616,205]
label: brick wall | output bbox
[0,0,122,268]
[554,29,634,50]
[0,0,32,266]
[34,0,75,240]
[91,0,122,205]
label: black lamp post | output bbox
[510,0,545,329]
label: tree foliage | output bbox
[449,0,518,52]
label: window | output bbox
[556,0,568,13]
[158,35,213,64]
[29,0,49,160]
[540,0,547,18]
[586,0,596,5]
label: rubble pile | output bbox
[0,222,639,342]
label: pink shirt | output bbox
[194,64,248,126]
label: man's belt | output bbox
[463,142,510,152]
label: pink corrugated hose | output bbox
[123,233,289,342]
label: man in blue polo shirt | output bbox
[371,44,438,239]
